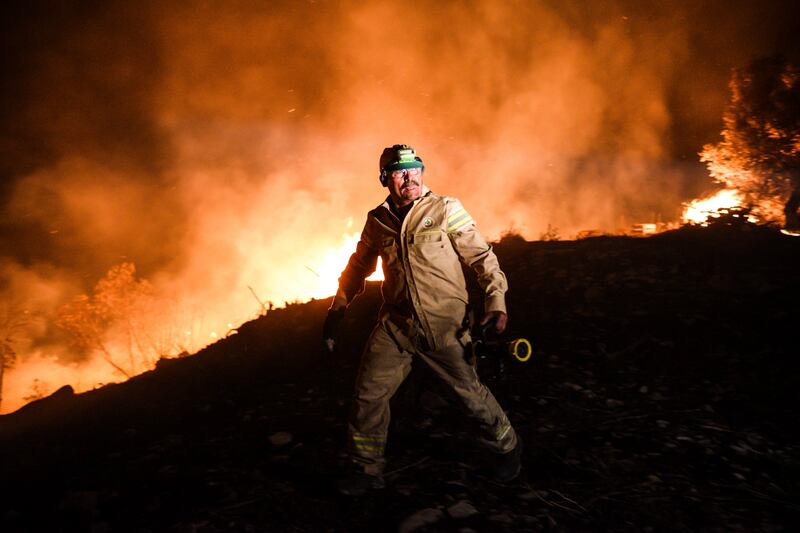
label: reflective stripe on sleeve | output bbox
[447,208,474,232]
[496,420,511,441]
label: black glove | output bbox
[322,307,346,353]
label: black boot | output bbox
[492,436,522,482]
[338,469,386,496]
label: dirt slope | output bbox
[1,224,798,532]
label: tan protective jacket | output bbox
[333,187,507,350]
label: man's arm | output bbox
[331,218,380,311]
[445,198,508,331]
[323,218,380,352]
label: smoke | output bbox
[1,0,797,412]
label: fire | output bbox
[682,189,757,225]
[308,233,383,299]
[0,235,381,414]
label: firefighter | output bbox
[323,144,521,495]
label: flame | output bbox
[0,235,381,414]
[308,233,383,300]
[1,351,123,412]
[681,189,757,225]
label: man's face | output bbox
[387,167,424,207]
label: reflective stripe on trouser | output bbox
[348,321,517,476]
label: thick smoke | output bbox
[1,0,797,412]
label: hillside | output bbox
[1,224,799,532]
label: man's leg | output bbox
[347,322,412,477]
[418,342,519,457]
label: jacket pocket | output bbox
[411,230,459,276]
[412,230,444,244]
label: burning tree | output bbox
[700,55,800,228]
[57,263,183,378]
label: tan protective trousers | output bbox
[347,319,518,476]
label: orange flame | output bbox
[0,235,382,414]
[308,233,383,299]
[681,189,757,225]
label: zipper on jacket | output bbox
[399,196,435,350]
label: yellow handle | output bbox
[509,338,532,362]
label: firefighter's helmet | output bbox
[379,144,424,186]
